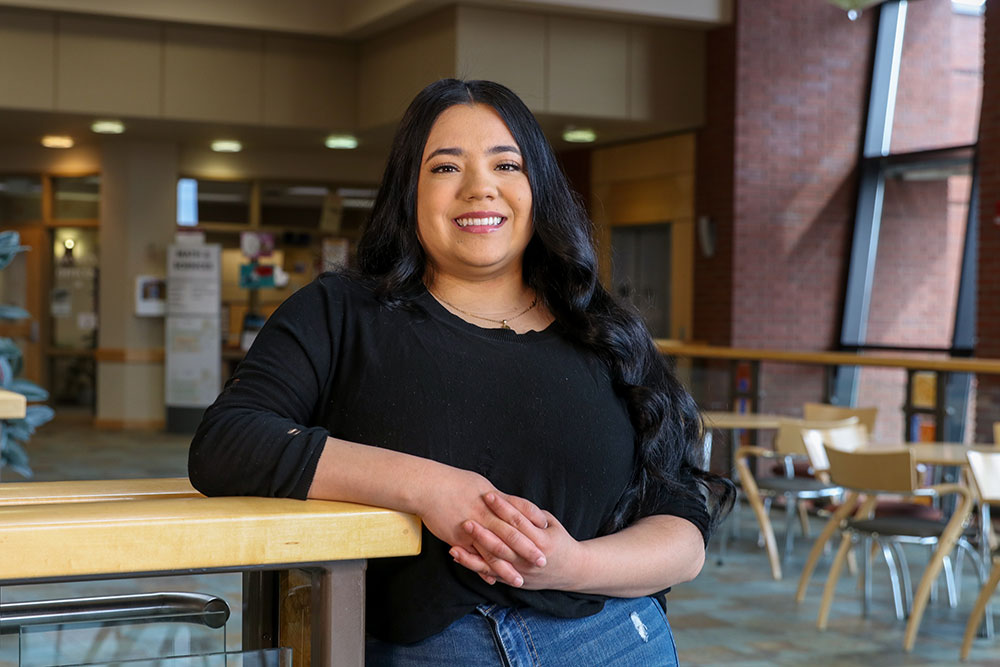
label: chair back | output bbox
[823,445,917,494]
[993,421,1000,447]
[774,417,858,458]
[801,421,867,472]
[803,402,877,437]
[967,450,1000,505]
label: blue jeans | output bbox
[365,596,679,666]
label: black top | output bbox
[188,273,709,643]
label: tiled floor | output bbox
[4,410,1000,665]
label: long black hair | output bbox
[357,79,734,536]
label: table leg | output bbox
[311,559,367,667]
[243,571,279,649]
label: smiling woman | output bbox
[188,79,734,666]
[416,103,543,332]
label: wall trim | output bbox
[93,417,166,431]
[95,348,166,363]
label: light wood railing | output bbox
[0,478,421,666]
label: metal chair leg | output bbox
[943,554,958,609]
[862,536,873,618]
[890,541,912,617]
[783,492,797,567]
[880,542,905,621]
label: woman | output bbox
[189,79,733,665]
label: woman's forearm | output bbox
[307,436,442,513]
[308,437,549,574]
[569,515,706,597]
[453,495,707,596]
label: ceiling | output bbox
[0,0,729,159]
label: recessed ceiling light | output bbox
[91,119,125,134]
[562,128,596,144]
[325,134,358,150]
[211,140,242,153]
[42,135,74,149]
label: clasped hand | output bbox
[416,468,581,590]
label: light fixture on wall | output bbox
[41,135,74,149]
[325,134,358,149]
[562,127,596,144]
[211,140,242,153]
[826,0,884,20]
[91,119,125,134]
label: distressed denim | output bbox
[365,596,679,666]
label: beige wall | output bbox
[0,0,731,37]
[95,141,178,427]
[0,5,705,136]
[0,7,359,130]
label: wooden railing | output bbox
[0,478,421,666]
[655,342,1000,375]
[656,341,1000,442]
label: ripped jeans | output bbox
[365,596,679,666]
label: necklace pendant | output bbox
[501,320,510,330]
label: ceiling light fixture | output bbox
[325,134,359,149]
[91,120,125,134]
[562,128,596,144]
[825,0,883,20]
[211,140,242,153]
[41,135,74,149]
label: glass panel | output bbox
[865,167,970,349]
[177,180,252,225]
[51,228,99,350]
[0,175,42,222]
[890,2,983,152]
[52,176,101,220]
[260,183,328,228]
[19,611,226,665]
[611,223,671,338]
[1,574,243,664]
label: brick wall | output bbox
[726,0,874,416]
[976,0,1000,442]
[692,0,987,437]
[694,23,736,349]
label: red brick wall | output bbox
[976,0,1000,442]
[726,0,874,416]
[694,23,736,348]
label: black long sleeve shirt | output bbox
[189,273,709,643]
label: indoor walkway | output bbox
[4,411,999,665]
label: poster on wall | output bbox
[166,242,221,409]
[166,315,221,407]
[167,244,220,315]
[135,275,166,317]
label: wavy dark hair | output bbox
[357,79,734,536]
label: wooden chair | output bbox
[795,422,869,603]
[803,402,878,437]
[993,421,1000,445]
[733,418,851,580]
[817,445,975,652]
[961,450,1000,661]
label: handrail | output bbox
[0,592,230,633]
[0,495,421,581]
[0,477,198,506]
[0,388,26,419]
[656,341,1000,375]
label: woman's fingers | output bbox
[494,493,549,530]
[451,536,525,587]
[449,545,497,585]
[484,494,548,566]
[472,510,547,568]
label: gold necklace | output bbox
[430,290,539,330]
